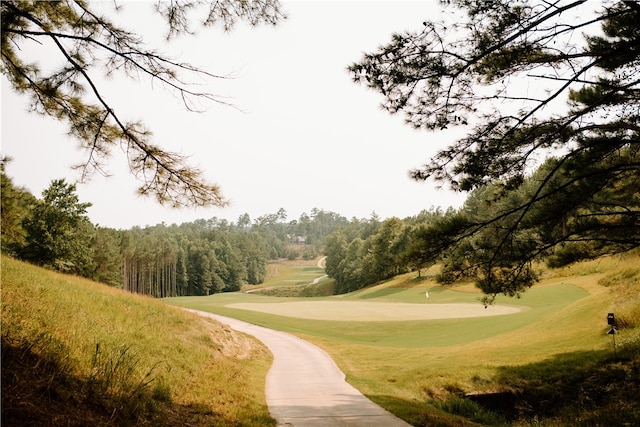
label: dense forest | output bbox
[1,162,349,297]
[325,156,639,298]
[3,154,636,300]
[1,160,467,298]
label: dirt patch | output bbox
[187,310,261,359]
[226,301,522,321]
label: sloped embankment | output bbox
[1,256,275,426]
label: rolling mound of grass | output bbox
[1,256,275,426]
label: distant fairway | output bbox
[228,301,522,321]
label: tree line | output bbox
[324,154,639,300]
[0,161,347,297]
[324,209,459,294]
[3,157,637,301]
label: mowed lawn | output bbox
[166,255,631,425]
[251,258,327,289]
[167,278,588,348]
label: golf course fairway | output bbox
[227,300,522,321]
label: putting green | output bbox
[227,301,523,321]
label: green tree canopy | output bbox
[1,0,284,208]
[350,1,640,300]
[21,178,94,273]
[0,157,36,255]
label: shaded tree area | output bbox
[415,155,640,304]
[349,0,640,302]
[1,161,122,283]
[325,208,454,294]
[1,164,348,297]
[117,209,348,296]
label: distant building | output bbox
[287,234,307,244]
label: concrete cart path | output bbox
[189,309,412,427]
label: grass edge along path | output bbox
[1,255,276,426]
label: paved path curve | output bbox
[311,256,328,284]
[316,256,327,269]
[188,309,412,427]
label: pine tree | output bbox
[1,0,285,207]
[350,1,640,299]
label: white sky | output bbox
[1,1,469,229]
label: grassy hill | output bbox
[170,252,640,426]
[1,256,275,426]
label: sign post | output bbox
[606,312,618,357]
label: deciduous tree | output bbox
[21,178,93,273]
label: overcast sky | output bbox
[1,1,469,229]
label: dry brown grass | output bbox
[1,255,275,426]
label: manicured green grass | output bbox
[168,254,640,426]
[255,258,326,288]
[168,279,587,348]
[244,257,333,296]
[1,256,275,426]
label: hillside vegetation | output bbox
[1,256,275,426]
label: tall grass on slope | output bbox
[1,256,275,426]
